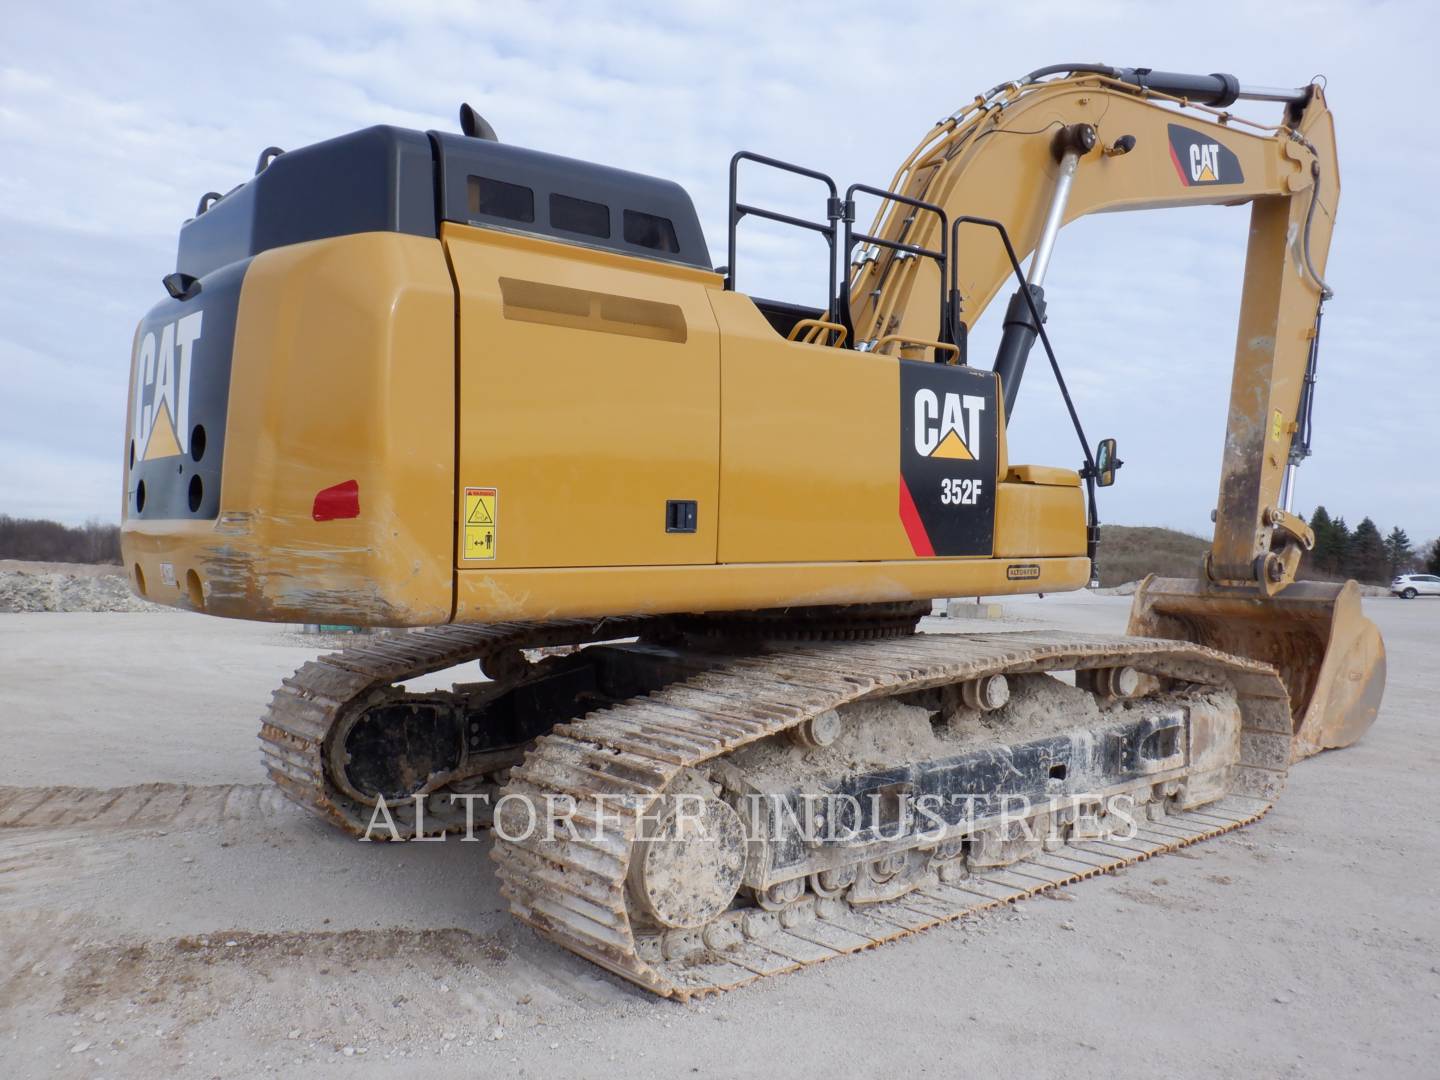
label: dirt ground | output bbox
[1,594,1436,1078]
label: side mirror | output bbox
[1094,438,1119,487]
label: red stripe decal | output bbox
[1167,140,1190,186]
[898,474,935,557]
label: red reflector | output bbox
[312,480,360,521]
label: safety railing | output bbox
[725,152,845,323]
[842,184,951,357]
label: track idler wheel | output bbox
[325,695,464,805]
[628,796,747,930]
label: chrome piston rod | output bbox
[1028,148,1080,287]
[994,124,1093,416]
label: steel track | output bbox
[260,622,1293,997]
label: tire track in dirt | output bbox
[0,783,299,831]
[1,913,633,1056]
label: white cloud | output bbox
[0,0,1435,543]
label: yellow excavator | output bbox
[122,63,1384,998]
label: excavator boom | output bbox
[843,67,1381,756]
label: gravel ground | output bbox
[0,594,1435,1079]
[0,563,162,614]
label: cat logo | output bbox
[913,389,986,462]
[1189,142,1222,183]
[131,311,203,461]
[898,363,997,558]
[1166,123,1243,187]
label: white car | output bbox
[1391,573,1440,599]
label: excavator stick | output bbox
[1127,577,1385,761]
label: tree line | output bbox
[1,505,1435,580]
[0,516,122,564]
[1304,506,1439,584]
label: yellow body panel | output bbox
[122,218,1095,626]
[708,290,913,562]
[122,232,456,624]
[994,479,1086,558]
[456,556,1091,621]
[446,224,722,569]
[1005,464,1079,487]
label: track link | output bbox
[259,617,657,837]
[260,620,1294,997]
[489,630,1294,998]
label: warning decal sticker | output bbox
[463,487,497,560]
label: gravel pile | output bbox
[0,567,165,613]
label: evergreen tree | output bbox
[1348,518,1386,583]
[1426,540,1440,577]
[1384,527,1414,578]
[1331,516,1351,577]
[1309,506,1340,575]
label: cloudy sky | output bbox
[2,0,1436,545]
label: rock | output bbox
[945,599,1005,620]
[0,568,164,613]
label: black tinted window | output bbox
[550,193,610,238]
[623,209,679,253]
[467,175,534,222]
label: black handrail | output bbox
[949,214,1102,563]
[842,184,950,355]
[726,152,842,320]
